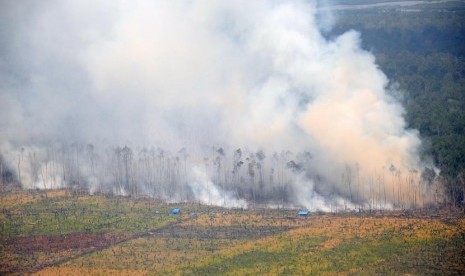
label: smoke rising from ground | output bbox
[0,1,437,209]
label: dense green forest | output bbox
[328,3,465,207]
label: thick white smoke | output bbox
[190,166,247,208]
[0,0,433,209]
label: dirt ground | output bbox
[0,232,130,274]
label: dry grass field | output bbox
[1,190,464,275]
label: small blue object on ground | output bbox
[171,208,180,214]
[297,210,309,216]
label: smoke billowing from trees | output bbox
[0,0,439,210]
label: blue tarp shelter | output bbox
[297,210,309,217]
[171,208,180,215]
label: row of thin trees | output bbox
[1,143,446,209]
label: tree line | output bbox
[0,143,444,210]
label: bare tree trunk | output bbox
[460,173,465,214]
[17,153,22,186]
[458,172,465,213]
[345,164,353,203]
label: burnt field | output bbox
[1,190,464,275]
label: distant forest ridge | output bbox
[327,0,464,6]
[319,0,465,11]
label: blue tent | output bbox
[297,210,309,217]
[171,208,180,215]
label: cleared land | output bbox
[0,190,464,275]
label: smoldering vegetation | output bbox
[0,0,442,210]
[0,143,441,210]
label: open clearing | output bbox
[1,190,464,275]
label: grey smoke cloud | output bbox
[0,0,433,209]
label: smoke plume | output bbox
[0,0,435,210]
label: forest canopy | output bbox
[328,4,465,206]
